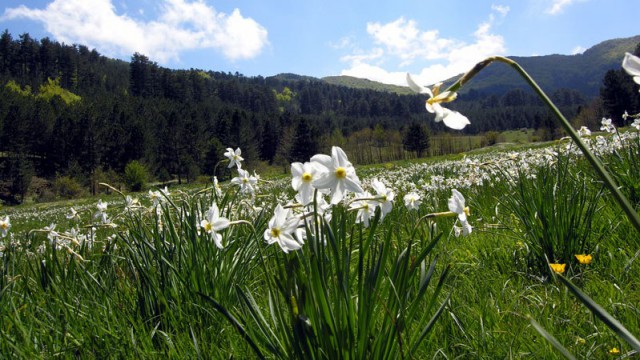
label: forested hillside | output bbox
[0,29,638,204]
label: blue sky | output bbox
[1,0,638,86]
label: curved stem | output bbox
[446,56,640,234]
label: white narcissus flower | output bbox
[0,216,10,238]
[200,203,230,249]
[95,199,109,224]
[448,189,472,236]
[311,146,364,204]
[213,176,223,197]
[577,126,591,137]
[66,207,80,221]
[407,73,471,130]
[632,119,640,130]
[349,191,376,228]
[403,192,421,211]
[622,52,640,85]
[231,168,257,195]
[291,161,325,206]
[371,178,394,217]
[600,118,615,133]
[224,147,244,169]
[264,204,302,253]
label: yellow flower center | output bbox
[1,223,7,230]
[203,222,212,232]
[271,228,281,238]
[243,177,249,183]
[335,167,347,179]
[302,172,313,182]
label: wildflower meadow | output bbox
[1,54,640,359]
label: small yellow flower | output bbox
[609,347,620,355]
[549,263,566,274]
[575,254,592,265]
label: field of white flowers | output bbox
[2,55,640,358]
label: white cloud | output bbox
[340,8,507,86]
[491,4,510,17]
[571,45,586,55]
[546,0,586,15]
[1,0,269,63]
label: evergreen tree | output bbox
[403,122,430,158]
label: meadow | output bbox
[1,117,640,359]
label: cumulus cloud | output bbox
[546,0,586,15]
[340,7,507,86]
[571,45,586,55]
[1,0,269,63]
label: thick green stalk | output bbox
[446,56,640,234]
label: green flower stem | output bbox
[446,56,640,234]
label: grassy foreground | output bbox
[1,126,640,358]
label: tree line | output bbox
[0,30,636,203]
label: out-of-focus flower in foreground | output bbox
[407,73,471,130]
[622,52,640,85]
[200,203,230,249]
[312,146,363,205]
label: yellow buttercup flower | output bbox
[549,263,566,274]
[609,347,620,355]
[575,254,592,265]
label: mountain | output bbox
[322,75,415,95]
[323,35,640,98]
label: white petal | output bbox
[442,110,471,130]
[311,154,333,170]
[331,146,350,168]
[212,218,230,231]
[622,52,640,77]
[213,233,224,249]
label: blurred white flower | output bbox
[403,192,422,211]
[622,52,640,85]
[200,203,230,249]
[0,216,10,238]
[224,147,244,169]
[600,118,615,133]
[44,223,58,242]
[264,204,302,253]
[213,176,223,197]
[66,207,81,222]
[94,199,109,224]
[312,146,364,204]
[577,126,591,137]
[407,73,470,130]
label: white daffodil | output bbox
[371,178,394,217]
[311,146,364,204]
[224,147,244,169]
[448,189,472,236]
[231,168,257,195]
[0,216,10,238]
[200,203,230,249]
[125,195,140,210]
[264,204,302,253]
[291,161,325,206]
[44,223,58,242]
[66,207,81,222]
[403,192,422,211]
[632,119,640,130]
[407,73,471,130]
[94,199,109,224]
[600,118,615,133]
[577,126,591,137]
[349,191,376,228]
[622,52,640,85]
[213,176,223,197]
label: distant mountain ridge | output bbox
[318,35,640,98]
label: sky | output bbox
[0,0,639,86]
